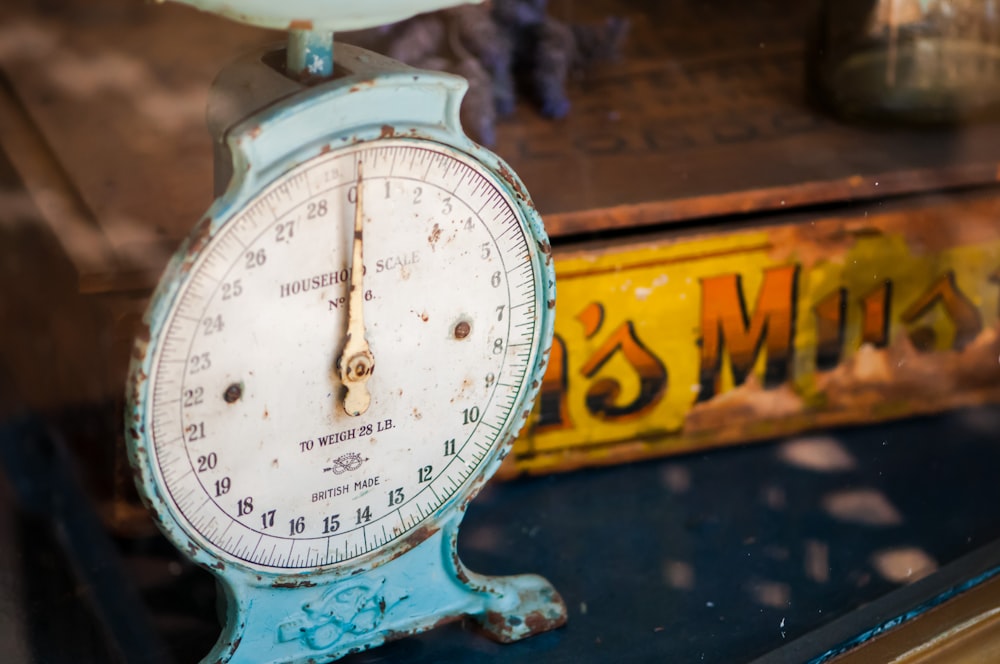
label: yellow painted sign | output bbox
[507,197,1000,475]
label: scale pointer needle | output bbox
[337,160,375,416]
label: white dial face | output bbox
[144,139,542,570]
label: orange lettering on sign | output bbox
[901,271,981,351]
[814,288,846,371]
[861,281,892,347]
[698,265,799,401]
[535,335,573,434]
[815,281,892,370]
[578,304,667,421]
[577,302,604,339]
[990,267,1000,317]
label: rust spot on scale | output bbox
[132,321,151,362]
[288,19,313,30]
[272,579,317,589]
[247,125,262,139]
[136,323,150,345]
[524,609,566,633]
[320,144,332,155]
[435,614,456,629]
[182,219,214,273]
[403,524,438,550]
[380,125,396,139]
[428,223,442,249]
[349,80,376,93]
[538,240,553,265]
[451,550,470,583]
[212,561,225,571]
[385,524,439,563]
[498,164,525,200]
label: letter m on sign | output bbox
[697,265,799,401]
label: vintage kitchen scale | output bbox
[125,1,565,662]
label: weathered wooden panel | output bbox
[4,0,1000,292]
[504,192,1000,475]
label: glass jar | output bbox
[808,0,1000,123]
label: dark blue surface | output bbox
[3,405,1000,663]
[348,406,1000,663]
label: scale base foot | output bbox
[205,522,566,663]
[465,573,568,643]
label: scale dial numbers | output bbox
[144,140,541,570]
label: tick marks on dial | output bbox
[224,383,243,403]
[145,141,542,570]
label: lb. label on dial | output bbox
[144,139,541,570]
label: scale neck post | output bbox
[287,29,335,82]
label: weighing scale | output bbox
[124,1,565,662]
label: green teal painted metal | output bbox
[287,29,334,80]
[168,0,480,31]
[125,43,563,663]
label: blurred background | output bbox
[2,0,1000,661]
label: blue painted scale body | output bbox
[126,42,563,664]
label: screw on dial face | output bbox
[143,139,542,570]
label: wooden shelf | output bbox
[2,0,1000,292]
